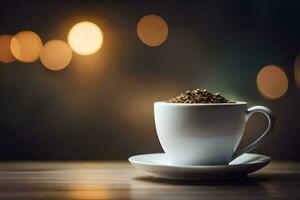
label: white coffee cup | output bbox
[154,101,274,166]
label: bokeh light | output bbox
[0,34,16,63]
[68,21,103,55]
[294,54,300,89]
[256,65,288,99]
[137,14,169,47]
[40,40,72,71]
[10,31,42,63]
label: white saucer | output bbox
[129,153,271,181]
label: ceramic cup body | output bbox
[154,102,274,166]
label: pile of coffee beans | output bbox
[167,89,233,104]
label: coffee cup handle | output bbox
[231,106,275,160]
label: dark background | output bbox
[0,0,299,160]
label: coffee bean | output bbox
[167,89,234,104]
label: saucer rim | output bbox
[128,153,271,169]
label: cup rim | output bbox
[154,101,247,106]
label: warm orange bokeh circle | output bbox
[257,65,288,99]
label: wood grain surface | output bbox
[0,161,299,200]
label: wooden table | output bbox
[0,161,299,200]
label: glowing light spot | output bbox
[40,40,72,71]
[294,54,300,89]
[10,31,42,63]
[0,34,15,63]
[68,21,103,55]
[137,14,168,47]
[256,65,288,99]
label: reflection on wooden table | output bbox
[0,161,299,200]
